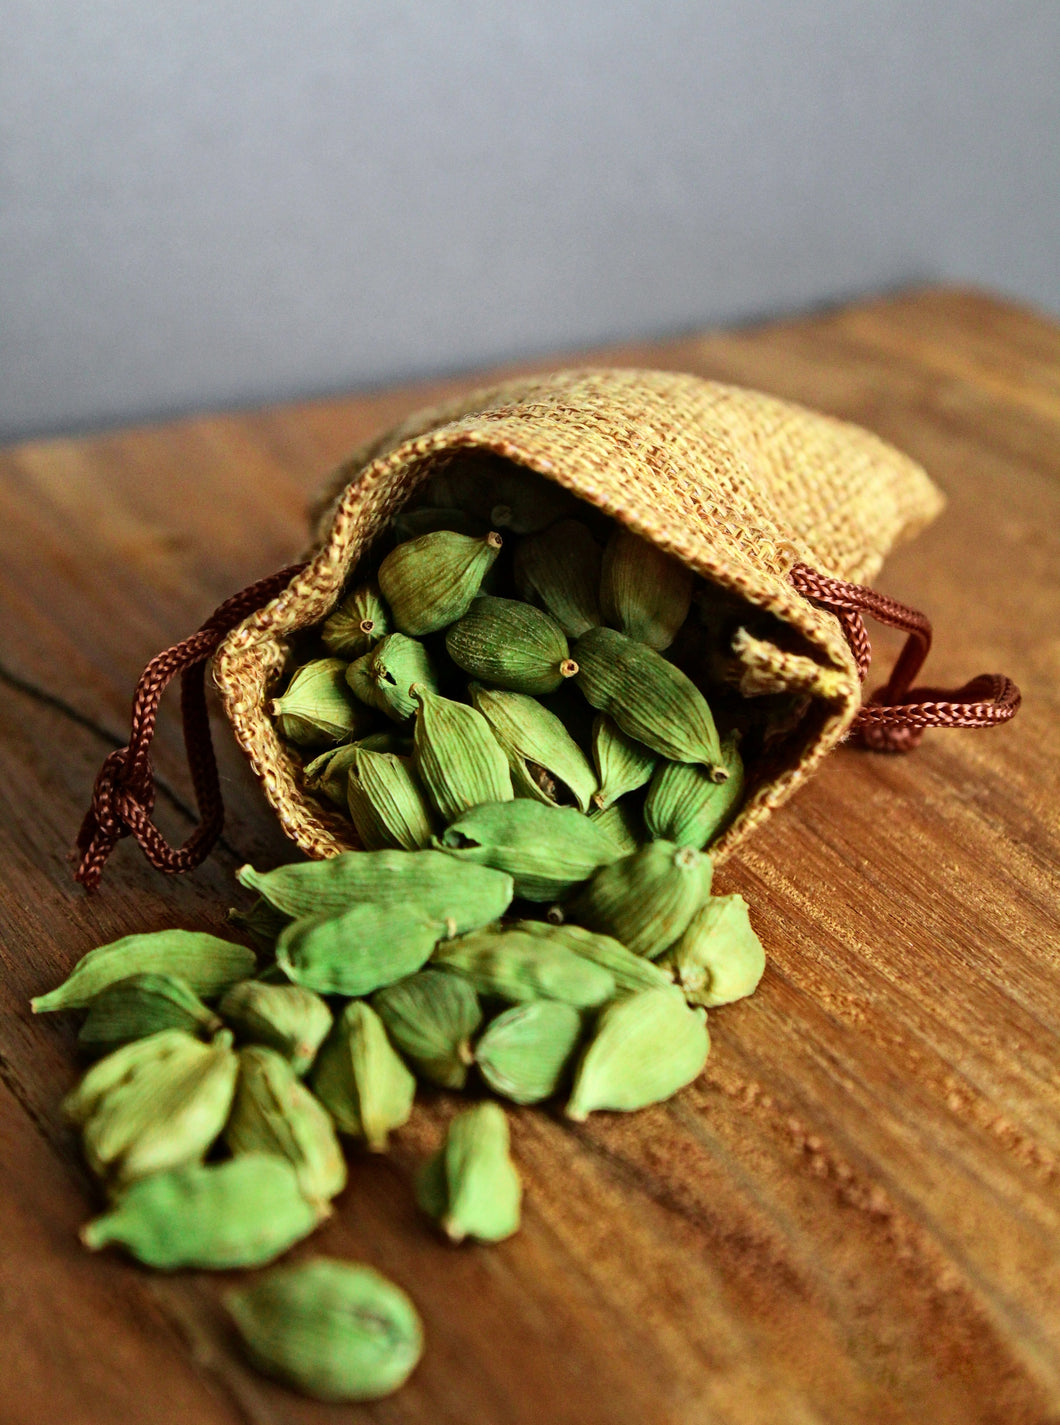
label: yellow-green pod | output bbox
[310,1001,416,1152]
[321,582,391,659]
[379,529,503,635]
[271,658,372,747]
[446,596,579,695]
[600,527,693,651]
[411,685,513,823]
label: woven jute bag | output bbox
[74,368,1020,889]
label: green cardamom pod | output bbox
[310,1001,415,1151]
[347,633,441,724]
[569,841,713,960]
[237,849,513,928]
[321,581,392,659]
[80,1154,324,1269]
[411,685,513,823]
[303,743,360,808]
[573,626,725,774]
[228,899,292,955]
[379,529,503,635]
[510,920,672,994]
[276,901,444,997]
[77,973,222,1057]
[72,1029,238,1187]
[587,797,644,857]
[32,931,256,1014]
[224,1046,347,1203]
[271,657,371,747]
[426,458,574,533]
[599,527,693,650]
[65,1028,201,1125]
[513,518,602,637]
[590,715,658,810]
[304,735,413,807]
[475,1000,583,1104]
[658,894,766,1008]
[432,927,616,1008]
[218,980,333,1076]
[415,1102,521,1242]
[469,683,598,812]
[566,987,709,1120]
[644,732,746,848]
[225,1258,424,1402]
[446,596,579,695]
[392,505,489,540]
[372,969,482,1089]
[437,799,620,901]
[346,748,436,851]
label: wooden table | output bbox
[1,288,1057,1425]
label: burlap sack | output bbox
[211,368,945,866]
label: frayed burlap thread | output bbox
[213,369,945,865]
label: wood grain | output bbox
[1,286,1057,1425]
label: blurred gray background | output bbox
[3,0,1058,442]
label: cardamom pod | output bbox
[415,1102,521,1242]
[599,527,693,650]
[590,715,658,809]
[510,920,672,993]
[218,980,333,1076]
[237,849,513,929]
[32,931,256,1014]
[566,987,709,1120]
[81,1154,324,1269]
[305,737,412,809]
[271,658,371,747]
[432,927,616,1008]
[347,632,440,724]
[71,1029,238,1187]
[475,999,583,1104]
[224,1046,347,1203]
[658,894,766,1007]
[310,1001,415,1151]
[513,518,602,637]
[437,799,620,901]
[569,840,713,960]
[425,458,574,533]
[372,969,482,1089]
[321,581,391,659]
[379,529,503,635]
[573,626,725,774]
[77,973,222,1058]
[587,797,644,856]
[644,732,745,847]
[276,901,444,997]
[225,1258,423,1402]
[469,683,597,812]
[446,596,579,695]
[346,748,435,851]
[65,1028,202,1125]
[411,685,513,823]
[228,898,292,955]
[303,742,359,808]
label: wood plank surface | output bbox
[1,286,1058,1425]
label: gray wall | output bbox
[3,1,1058,441]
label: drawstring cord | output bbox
[74,566,306,891]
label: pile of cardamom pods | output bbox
[32,468,779,1402]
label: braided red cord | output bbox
[789,564,1021,752]
[74,565,306,891]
